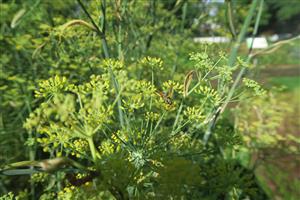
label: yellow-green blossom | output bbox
[145,112,160,121]
[35,75,68,98]
[243,78,266,96]
[140,56,163,70]
[184,106,205,123]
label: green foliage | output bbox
[1,0,291,199]
[270,76,300,91]
[265,0,300,21]
[259,164,300,200]
[0,192,14,200]
[234,89,300,170]
[258,40,300,65]
[18,49,265,198]
[243,78,266,96]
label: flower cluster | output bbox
[20,51,261,199]
[35,75,68,98]
[31,173,49,184]
[140,56,164,70]
[189,52,213,71]
[102,59,124,71]
[122,94,144,112]
[128,149,146,168]
[145,112,160,121]
[162,80,183,94]
[195,85,221,108]
[134,80,156,95]
[184,106,205,123]
[24,74,116,159]
[216,65,234,82]
[243,78,266,96]
[70,139,89,158]
[58,186,77,200]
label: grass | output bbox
[257,163,300,200]
[269,76,300,91]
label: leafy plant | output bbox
[1,0,294,199]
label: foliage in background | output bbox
[235,89,300,165]
[257,40,300,66]
[1,0,299,199]
[264,0,300,21]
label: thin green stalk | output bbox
[116,0,126,60]
[221,0,264,114]
[87,137,97,162]
[180,1,187,32]
[22,88,35,200]
[227,0,259,67]
[144,69,155,135]
[148,67,154,112]
[151,120,190,153]
[100,0,125,128]
[152,111,166,134]
[226,0,236,39]
[77,0,109,58]
[77,0,125,128]
[118,23,123,60]
[203,0,262,145]
[143,111,166,147]
[172,101,183,131]
[100,0,110,58]
[171,1,187,77]
[186,57,222,97]
[248,0,265,55]
[76,0,109,58]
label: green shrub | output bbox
[1,0,289,199]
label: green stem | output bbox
[116,0,125,60]
[100,0,110,58]
[77,0,125,128]
[180,1,187,32]
[221,0,264,114]
[203,0,261,145]
[227,0,259,67]
[76,0,110,58]
[118,23,123,60]
[87,137,97,162]
[172,101,183,131]
[226,0,236,39]
[22,89,35,200]
[171,1,187,77]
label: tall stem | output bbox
[203,0,261,145]
[100,0,110,58]
[77,0,110,58]
[87,137,97,162]
[77,0,125,128]
[227,0,259,67]
[221,0,264,114]
[226,0,236,40]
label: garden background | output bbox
[0,0,299,199]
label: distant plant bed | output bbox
[269,76,300,91]
[257,40,300,66]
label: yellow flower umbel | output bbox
[71,139,89,158]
